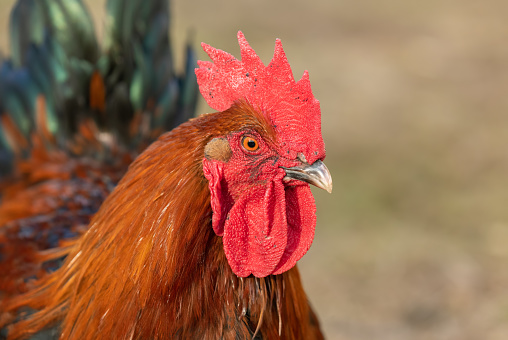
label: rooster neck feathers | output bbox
[4,102,317,339]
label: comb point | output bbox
[238,31,263,69]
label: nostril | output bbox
[296,153,307,164]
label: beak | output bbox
[282,160,333,193]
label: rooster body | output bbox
[0,0,329,339]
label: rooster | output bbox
[0,0,332,339]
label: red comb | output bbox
[196,31,325,164]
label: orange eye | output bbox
[242,136,259,152]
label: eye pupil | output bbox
[247,140,256,148]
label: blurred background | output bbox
[2,0,508,339]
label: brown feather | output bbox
[2,102,323,339]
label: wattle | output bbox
[222,179,316,278]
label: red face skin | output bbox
[203,129,317,278]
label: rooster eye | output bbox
[241,136,259,152]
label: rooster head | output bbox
[196,31,332,278]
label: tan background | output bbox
[2,0,508,339]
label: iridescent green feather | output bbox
[0,0,199,177]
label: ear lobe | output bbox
[204,137,231,162]
[202,159,233,236]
